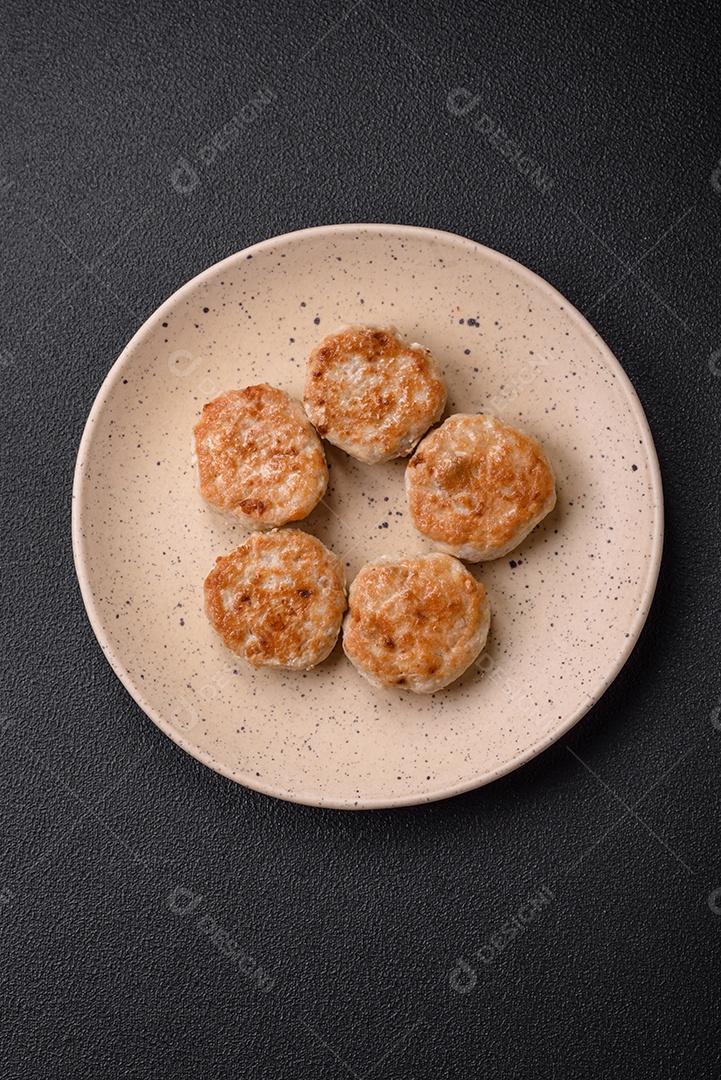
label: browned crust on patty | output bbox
[303,325,447,463]
[406,414,556,557]
[342,553,489,692]
[194,384,328,527]
[204,530,347,669]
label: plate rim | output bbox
[71,222,664,809]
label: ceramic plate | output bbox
[72,224,663,808]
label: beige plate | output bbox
[72,224,663,809]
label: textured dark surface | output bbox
[2,1,721,1077]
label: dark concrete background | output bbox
[2,1,720,1076]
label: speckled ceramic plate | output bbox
[72,224,663,809]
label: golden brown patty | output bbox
[342,553,490,694]
[204,530,347,669]
[194,384,328,528]
[303,325,447,464]
[405,414,556,561]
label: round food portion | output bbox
[406,414,556,561]
[303,325,447,464]
[204,530,347,669]
[342,553,490,694]
[194,384,328,528]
